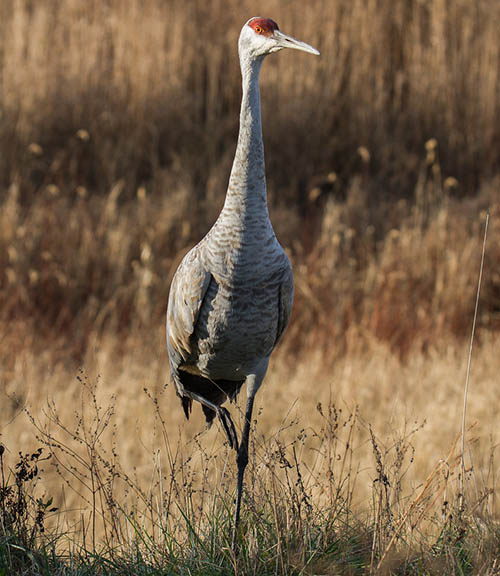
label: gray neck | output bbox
[223,55,268,218]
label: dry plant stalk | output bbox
[460,212,490,510]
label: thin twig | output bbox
[460,211,489,510]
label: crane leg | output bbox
[188,392,239,451]
[231,391,256,553]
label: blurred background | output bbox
[0,0,498,513]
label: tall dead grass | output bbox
[1,166,497,361]
[0,0,499,198]
[1,0,499,348]
[0,2,499,570]
[0,0,499,355]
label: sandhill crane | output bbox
[166,16,319,551]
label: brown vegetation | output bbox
[0,0,499,355]
[0,0,499,572]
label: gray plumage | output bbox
[166,16,319,552]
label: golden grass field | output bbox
[0,0,499,573]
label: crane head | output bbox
[240,17,320,59]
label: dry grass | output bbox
[0,0,499,573]
[2,330,499,506]
[1,360,498,573]
[1,168,498,360]
[0,0,499,354]
[0,0,499,199]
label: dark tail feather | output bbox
[202,404,217,426]
[178,371,244,424]
[182,396,192,419]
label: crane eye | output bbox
[254,25,263,34]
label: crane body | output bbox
[166,17,319,551]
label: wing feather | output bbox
[166,247,211,393]
[275,259,294,346]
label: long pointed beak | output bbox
[273,30,320,56]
